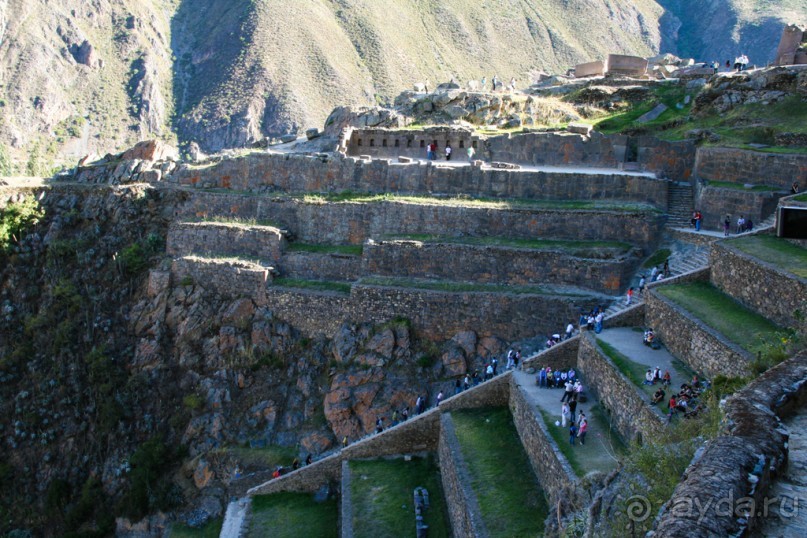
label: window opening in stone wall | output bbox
[407,140,412,148]
[625,137,639,163]
[394,139,400,147]
[472,140,478,149]
[459,140,465,148]
[382,139,387,147]
[370,139,375,147]
[358,139,362,146]
[420,140,425,148]
[432,140,439,148]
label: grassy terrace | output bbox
[725,235,807,278]
[451,407,547,536]
[247,492,338,538]
[273,278,352,293]
[170,519,223,538]
[285,243,363,256]
[596,338,694,399]
[298,191,659,213]
[793,193,807,203]
[360,276,587,296]
[383,234,632,254]
[642,248,671,269]
[656,282,783,355]
[350,457,449,538]
[705,180,783,192]
[196,215,283,228]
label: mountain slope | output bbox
[0,0,803,163]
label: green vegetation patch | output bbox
[385,234,632,255]
[248,492,338,538]
[705,180,783,192]
[350,457,449,538]
[539,409,585,476]
[451,407,548,536]
[299,191,659,213]
[656,282,784,355]
[273,277,352,294]
[0,195,45,253]
[170,518,223,538]
[361,276,586,296]
[596,339,694,399]
[642,248,671,269]
[725,234,807,278]
[793,193,807,202]
[224,445,298,470]
[285,243,363,256]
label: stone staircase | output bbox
[666,182,694,229]
[602,243,711,320]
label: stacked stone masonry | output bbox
[695,183,783,229]
[170,257,270,304]
[654,353,807,537]
[644,271,755,379]
[710,240,806,330]
[694,147,807,189]
[280,251,362,281]
[577,333,665,444]
[362,240,640,293]
[176,192,664,251]
[438,413,489,538]
[166,221,286,262]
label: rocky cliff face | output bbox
[0,184,506,535]
[0,1,803,166]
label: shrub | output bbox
[0,196,45,252]
[119,242,147,275]
[183,393,203,410]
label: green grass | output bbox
[298,191,659,213]
[725,235,807,278]
[224,445,298,470]
[705,180,783,192]
[642,248,671,269]
[793,193,807,202]
[595,84,691,134]
[197,215,282,228]
[248,492,338,538]
[383,234,632,255]
[350,457,449,538]
[538,409,585,476]
[360,276,586,296]
[596,339,695,399]
[451,407,548,536]
[273,278,352,293]
[656,282,783,355]
[285,243,363,256]
[169,518,223,538]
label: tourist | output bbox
[792,181,800,194]
[561,402,571,427]
[376,417,384,433]
[586,313,595,330]
[569,422,578,445]
[650,266,658,281]
[342,436,348,447]
[737,215,746,234]
[560,369,568,385]
[638,275,646,295]
[402,407,409,421]
[305,454,312,466]
[480,76,487,90]
[625,287,634,306]
[653,367,661,382]
[492,357,499,375]
[509,77,516,92]
[553,368,562,388]
[724,215,731,236]
[576,410,587,426]
[567,368,576,383]
[691,375,701,390]
[472,370,481,385]
[662,370,671,386]
[569,398,578,422]
[506,349,515,370]
[485,363,494,380]
[538,367,547,387]
[643,369,655,385]
[561,380,574,403]
[643,328,655,346]
[667,395,678,421]
[436,390,444,406]
[565,321,574,340]
[292,458,300,470]
[514,349,521,370]
[655,272,664,282]
[694,210,702,231]
[392,409,399,424]
[426,142,433,161]
[746,218,753,232]
[574,381,583,400]
[594,311,604,333]
[445,143,452,161]
[546,367,554,387]
[415,395,424,414]
[464,374,471,391]
[663,259,670,275]
[651,387,666,405]
[467,145,475,161]
[454,378,462,395]
[577,418,588,445]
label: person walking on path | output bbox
[426,142,434,161]
[625,287,634,306]
[723,215,731,237]
[445,143,452,161]
[577,418,588,445]
[467,145,475,161]
[436,390,444,406]
[569,422,578,445]
[569,399,578,422]
[561,402,571,427]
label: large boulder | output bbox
[121,139,178,162]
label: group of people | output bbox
[479,75,517,92]
[665,376,706,421]
[537,366,581,393]
[424,141,475,161]
[723,215,754,236]
[270,453,314,478]
[579,307,606,334]
[732,55,750,71]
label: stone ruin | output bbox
[774,24,807,66]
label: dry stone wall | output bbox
[695,183,783,229]
[166,222,286,262]
[170,257,270,304]
[654,353,807,537]
[644,274,754,379]
[280,252,362,281]
[362,241,639,293]
[694,147,807,189]
[172,151,670,207]
[710,239,806,329]
[438,413,489,538]
[177,192,664,251]
[347,128,482,161]
[508,378,580,504]
[485,132,621,168]
[522,337,581,371]
[264,284,599,341]
[577,334,665,444]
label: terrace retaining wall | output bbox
[280,252,362,281]
[362,240,639,293]
[577,333,665,444]
[694,147,807,189]
[710,240,806,330]
[644,275,755,379]
[166,221,286,262]
[695,183,784,230]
